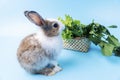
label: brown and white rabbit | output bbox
[17,11,65,76]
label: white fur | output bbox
[36,29,62,59]
[35,19,64,61]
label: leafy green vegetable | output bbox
[58,15,120,57]
[58,15,85,39]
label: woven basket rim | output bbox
[63,37,89,40]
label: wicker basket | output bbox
[63,37,91,52]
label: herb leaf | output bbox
[108,25,117,28]
[107,35,120,46]
[99,41,114,56]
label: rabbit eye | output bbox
[53,23,58,28]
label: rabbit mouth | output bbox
[44,32,59,37]
[50,33,59,37]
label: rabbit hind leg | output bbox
[37,67,56,76]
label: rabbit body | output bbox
[17,11,64,75]
[17,32,62,74]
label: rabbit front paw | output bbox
[53,65,62,72]
[47,66,62,76]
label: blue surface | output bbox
[0,36,120,80]
[0,0,120,80]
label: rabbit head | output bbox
[24,11,64,37]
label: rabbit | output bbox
[17,11,65,76]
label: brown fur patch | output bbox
[17,33,43,65]
[17,34,40,55]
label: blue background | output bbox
[0,0,120,80]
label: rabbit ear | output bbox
[24,11,45,26]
